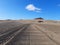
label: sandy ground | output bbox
[0,20,60,45]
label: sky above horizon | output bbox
[0,0,60,20]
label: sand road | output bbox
[0,22,60,45]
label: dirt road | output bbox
[0,22,60,45]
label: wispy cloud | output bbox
[25,4,41,12]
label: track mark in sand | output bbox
[0,24,29,45]
[22,24,57,45]
[6,24,30,45]
[0,23,60,45]
[33,24,60,45]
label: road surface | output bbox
[0,22,60,45]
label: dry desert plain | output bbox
[0,20,60,45]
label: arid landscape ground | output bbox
[0,20,60,45]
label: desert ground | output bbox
[0,20,60,45]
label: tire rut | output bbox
[33,24,60,45]
[0,24,30,45]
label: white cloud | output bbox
[25,4,41,12]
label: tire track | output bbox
[33,24,60,45]
[6,24,31,45]
[0,22,22,34]
[0,24,30,45]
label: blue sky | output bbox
[0,0,60,20]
